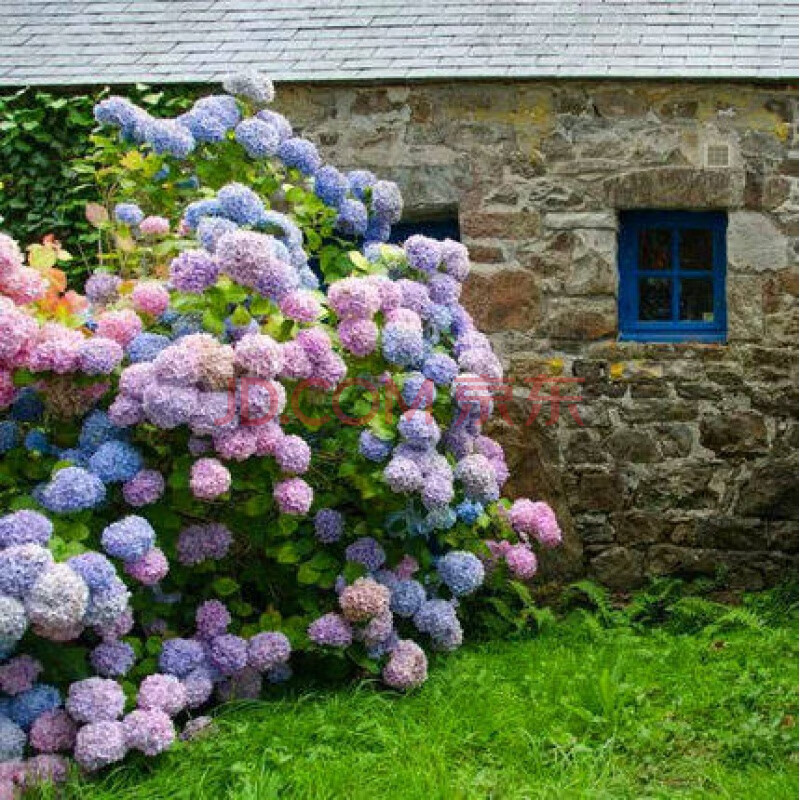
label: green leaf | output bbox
[212,577,240,597]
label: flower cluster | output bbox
[0,70,563,782]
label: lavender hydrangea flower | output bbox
[413,599,460,639]
[137,674,187,716]
[73,720,127,771]
[371,180,403,223]
[0,544,53,599]
[0,511,52,549]
[197,216,238,253]
[358,430,393,462]
[195,600,231,639]
[84,272,122,306]
[382,639,427,691]
[382,324,424,368]
[25,564,89,635]
[66,678,124,724]
[122,469,165,507]
[29,708,76,754]
[398,410,441,447]
[207,634,248,676]
[122,708,175,756]
[38,467,106,513]
[383,456,424,494]
[101,516,156,563]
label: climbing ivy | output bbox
[0,85,201,276]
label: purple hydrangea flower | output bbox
[90,641,136,677]
[169,249,220,294]
[307,613,352,647]
[137,674,187,716]
[247,632,291,671]
[195,600,231,639]
[73,720,127,771]
[207,634,248,676]
[313,509,344,544]
[344,537,386,571]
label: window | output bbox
[618,211,727,342]
[389,215,460,244]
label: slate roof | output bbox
[0,0,797,87]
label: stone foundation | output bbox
[274,79,799,589]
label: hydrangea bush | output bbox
[0,72,561,788]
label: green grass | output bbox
[52,589,798,800]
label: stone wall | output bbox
[274,80,799,589]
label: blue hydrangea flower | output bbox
[382,325,424,368]
[390,580,426,618]
[148,119,196,158]
[184,199,222,230]
[39,467,106,513]
[364,216,391,243]
[114,203,144,226]
[277,137,321,175]
[0,714,26,761]
[88,441,143,484]
[159,638,206,678]
[10,388,44,422]
[0,421,20,454]
[101,516,156,562]
[437,551,485,596]
[314,166,349,208]
[67,552,118,593]
[398,411,440,447]
[193,95,241,128]
[426,507,458,531]
[79,410,124,452]
[9,684,61,730]
[24,430,50,455]
[127,332,171,363]
[256,109,292,141]
[401,372,434,409]
[197,217,239,253]
[346,170,376,200]
[335,199,369,237]
[235,117,279,158]
[345,537,386,571]
[171,312,205,338]
[413,599,459,639]
[455,500,483,525]
[177,109,228,143]
[217,182,266,226]
[58,448,90,467]
[258,210,303,249]
[370,180,403,224]
[423,353,458,386]
[358,430,393,462]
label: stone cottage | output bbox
[1,1,797,588]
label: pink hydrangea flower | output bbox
[273,477,313,515]
[96,309,143,347]
[138,216,171,236]
[189,457,231,500]
[131,282,170,316]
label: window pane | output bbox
[639,277,672,321]
[679,229,712,270]
[638,229,671,270]
[680,278,714,321]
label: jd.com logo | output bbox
[212,375,585,429]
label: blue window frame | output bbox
[618,210,727,343]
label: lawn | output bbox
[53,586,798,800]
